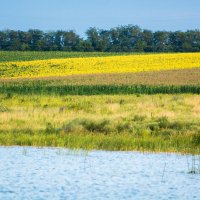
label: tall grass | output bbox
[0,131,199,154]
[0,93,199,154]
[0,82,200,95]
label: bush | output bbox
[133,115,146,122]
[192,133,200,145]
[169,121,185,130]
[157,116,170,129]
[45,122,57,133]
[116,121,132,133]
[62,119,83,133]
[62,118,112,134]
[81,119,112,133]
[148,122,159,131]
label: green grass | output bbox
[0,94,200,154]
[0,81,200,95]
[0,51,136,62]
[1,131,199,154]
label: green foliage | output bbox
[0,130,199,154]
[0,25,200,52]
[192,133,200,146]
[133,115,146,122]
[0,82,199,95]
[157,116,170,129]
[45,122,56,133]
[81,119,111,133]
[62,118,112,134]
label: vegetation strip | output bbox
[0,83,200,95]
[0,132,199,154]
[0,94,199,154]
[0,51,133,62]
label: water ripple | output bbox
[0,147,199,200]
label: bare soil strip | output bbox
[1,68,200,86]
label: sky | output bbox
[0,0,200,36]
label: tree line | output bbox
[0,25,200,52]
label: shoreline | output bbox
[0,132,199,155]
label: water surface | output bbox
[0,147,199,200]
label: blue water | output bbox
[0,147,199,200]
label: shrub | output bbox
[116,121,132,133]
[45,122,57,133]
[148,122,159,131]
[81,119,111,133]
[157,116,170,129]
[192,133,200,145]
[133,115,146,122]
[62,118,112,134]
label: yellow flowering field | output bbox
[0,53,200,79]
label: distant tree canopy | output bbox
[0,25,200,52]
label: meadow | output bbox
[0,94,200,154]
[0,51,200,154]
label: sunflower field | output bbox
[0,53,200,79]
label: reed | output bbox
[0,131,199,154]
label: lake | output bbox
[0,147,199,200]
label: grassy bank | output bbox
[1,132,199,154]
[0,94,199,154]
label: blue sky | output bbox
[0,0,200,36]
